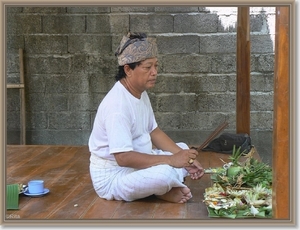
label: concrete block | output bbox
[89,93,106,111]
[206,93,236,112]
[69,93,92,111]
[68,35,112,54]
[45,94,69,112]
[23,7,66,13]
[157,94,202,112]
[68,74,90,93]
[69,54,116,75]
[155,7,200,12]
[249,130,273,164]
[250,111,273,129]
[256,54,275,72]
[6,111,20,129]
[154,112,182,130]
[27,93,47,111]
[87,15,111,33]
[27,130,90,145]
[45,75,70,94]
[250,73,274,92]
[89,72,115,93]
[174,13,219,33]
[48,111,91,129]
[6,35,24,51]
[26,55,71,74]
[6,73,20,84]
[157,35,199,54]
[210,54,236,73]
[180,76,203,93]
[162,54,210,73]
[157,95,185,112]
[111,7,155,12]
[250,13,265,32]
[189,74,228,92]
[180,111,229,130]
[43,15,85,34]
[6,130,21,144]
[6,53,20,73]
[67,7,110,13]
[250,34,274,53]
[149,75,184,93]
[27,112,48,129]
[25,74,47,93]
[6,7,23,13]
[28,93,68,112]
[130,14,173,33]
[25,35,68,54]
[251,93,274,111]
[109,15,129,33]
[6,14,42,34]
[200,34,236,53]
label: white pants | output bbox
[89,142,190,201]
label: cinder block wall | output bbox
[6,6,275,164]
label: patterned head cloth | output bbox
[115,32,158,66]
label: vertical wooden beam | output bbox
[19,48,26,145]
[272,6,290,219]
[236,7,250,134]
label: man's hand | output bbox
[185,159,205,179]
[169,149,198,168]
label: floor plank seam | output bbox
[45,181,86,218]
[79,196,99,219]
[151,203,160,219]
[111,201,123,219]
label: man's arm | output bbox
[150,127,182,154]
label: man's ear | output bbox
[124,65,132,77]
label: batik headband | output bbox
[115,32,158,66]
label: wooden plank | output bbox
[6,83,24,89]
[272,6,290,219]
[236,7,251,134]
[19,48,26,145]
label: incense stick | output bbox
[196,120,229,152]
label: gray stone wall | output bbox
[6,6,275,164]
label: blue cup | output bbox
[28,180,44,194]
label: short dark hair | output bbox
[115,62,141,81]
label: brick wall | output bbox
[6,6,275,163]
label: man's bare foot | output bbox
[156,187,192,203]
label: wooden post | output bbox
[236,7,250,135]
[272,6,290,219]
[19,48,26,145]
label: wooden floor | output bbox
[5,145,261,224]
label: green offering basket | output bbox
[6,184,20,210]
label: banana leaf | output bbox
[207,207,272,219]
[6,184,20,210]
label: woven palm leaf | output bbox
[6,184,19,210]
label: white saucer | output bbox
[23,188,50,197]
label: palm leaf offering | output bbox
[6,184,20,210]
[203,146,273,218]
